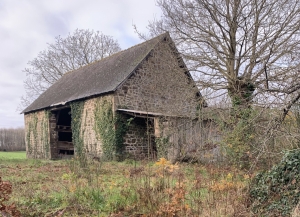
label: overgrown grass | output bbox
[1,156,251,216]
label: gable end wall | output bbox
[114,40,199,117]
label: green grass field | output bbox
[0,151,26,159]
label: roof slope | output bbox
[23,33,168,114]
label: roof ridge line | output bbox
[64,32,168,76]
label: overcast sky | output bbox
[0,0,161,128]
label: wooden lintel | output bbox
[50,105,70,111]
[119,111,155,119]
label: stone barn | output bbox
[22,33,208,161]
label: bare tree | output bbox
[0,128,25,151]
[132,1,300,168]
[20,29,121,108]
[139,0,300,110]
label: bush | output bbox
[249,149,300,216]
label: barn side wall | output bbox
[114,39,201,117]
[24,110,50,159]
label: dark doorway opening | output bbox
[56,107,74,156]
[59,150,74,155]
[58,132,72,142]
[57,108,71,126]
[119,112,157,159]
[133,117,157,159]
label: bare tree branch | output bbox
[19,29,121,110]
[144,0,300,108]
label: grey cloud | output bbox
[44,12,71,36]
[0,0,161,128]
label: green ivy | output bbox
[26,111,50,159]
[249,149,300,216]
[229,79,255,107]
[153,117,170,159]
[115,115,132,160]
[222,107,257,169]
[26,113,38,158]
[94,99,131,161]
[70,101,85,163]
[155,136,170,159]
[41,110,50,158]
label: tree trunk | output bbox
[228,77,255,109]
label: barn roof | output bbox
[23,33,171,114]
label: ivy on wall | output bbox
[70,101,85,161]
[41,110,50,158]
[153,117,170,159]
[155,136,170,159]
[94,99,131,161]
[26,113,38,157]
[25,110,50,159]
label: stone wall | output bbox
[80,95,114,158]
[114,39,203,159]
[114,39,201,117]
[24,110,50,159]
[122,116,156,159]
[81,95,158,160]
[49,112,58,158]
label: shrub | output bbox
[249,149,300,216]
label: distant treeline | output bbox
[0,128,25,151]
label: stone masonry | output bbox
[122,116,156,159]
[24,110,50,159]
[79,95,114,158]
[24,37,202,160]
[114,40,201,118]
[113,39,202,158]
